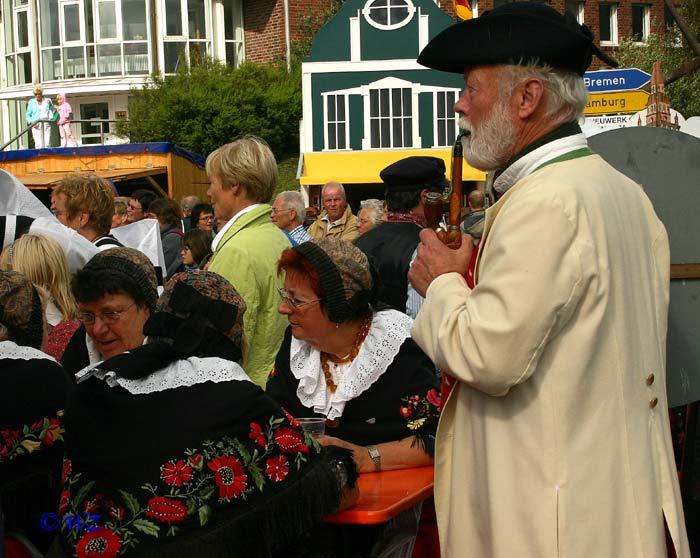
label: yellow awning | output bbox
[299,149,486,186]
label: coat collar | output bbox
[319,205,353,226]
[214,204,272,252]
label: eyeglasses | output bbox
[199,215,215,222]
[77,302,136,325]
[270,208,292,215]
[128,203,142,212]
[277,287,321,309]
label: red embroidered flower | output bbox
[31,419,43,431]
[187,453,203,470]
[207,455,248,500]
[426,388,442,410]
[160,459,194,487]
[59,489,71,514]
[249,422,266,447]
[399,406,412,418]
[274,427,309,454]
[1,429,20,445]
[42,418,63,446]
[75,527,122,558]
[0,443,8,458]
[265,455,289,482]
[83,494,104,514]
[62,459,72,483]
[283,409,300,427]
[145,496,188,523]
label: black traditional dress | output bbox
[49,353,356,558]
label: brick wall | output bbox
[243,0,336,63]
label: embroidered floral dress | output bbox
[50,355,355,558]
[0,341,71,554]
[267,310,440,454]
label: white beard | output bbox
[458,99,517,171]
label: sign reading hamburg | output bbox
[583,68,651,94]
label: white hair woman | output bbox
[357,198,386,236]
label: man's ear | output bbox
[515,78,545,119]
[419,189,430,205]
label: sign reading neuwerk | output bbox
[584,91,650,116]
[583,68,651,93]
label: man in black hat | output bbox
[407,3,689,558]
[355,155,446,316]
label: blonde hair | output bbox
[53,173,115,235]
[114,196,130,215]
[205,136,278,204]
[0,234,78,320]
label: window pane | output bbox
[165,0,183,36]
[87,45,97,76]
[402,88,411,115]
[327,95,336,121]
[80,102,110,144]
[223,0,242,40]
[370,90,378,117]
[437,92,445,118]
[337,96,344,120]
[42,48,62,80]
[85,0,95,43]
[188,41,207,65]
[163,41,186,72]
[40,0,60,46]
[188,0,206,39]
[391,88,401,114]
[327,124,336,150]
[371,119,380,148]
[393,118,402,147]
[403,118,411,147]
[380,119,390,148]
[97,43,121,75]
[17,10,29,48]
[337,124,346,149]
[64,46,86,77]
[124,42,148,74]
[380,89,389,116]
[4,0,14,52]
[6,56,16,86]
[225,42,242,68]
[64,4,81,41]
[122,0,147,40]
[438,120,446,145]
[632,5,644,41]
[17,51,31,83]
[446,119,455,144]
[98,0,117,39]
[599,5,611,41]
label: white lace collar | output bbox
[289,310,413,420]
[0,340,56,362]
[493,133,588,194]
[75,356,250,395]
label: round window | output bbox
[362,0,416,30]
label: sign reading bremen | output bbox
[583,68,651,93]
[584,91,650,116]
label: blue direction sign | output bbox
[583,68,651,93]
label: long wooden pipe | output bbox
[436,130,468,249]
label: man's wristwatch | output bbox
[367,445,381,471]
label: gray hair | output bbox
[180,195,200,212]
[499,62,589,125]
[322,181,346,200]
[276,191,306,224]
[360,198,385,226]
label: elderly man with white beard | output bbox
[408,3,690,558]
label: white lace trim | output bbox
[75,356,251,395]
[493,133,589,194]
[289,310,413,420]
[0,340,56,362]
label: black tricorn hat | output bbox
[418,2,618,76]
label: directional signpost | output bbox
[585,91,650,116]
[583,68,651,94]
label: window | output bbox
[369,87,412,148]
[435,90,459,148]
[362,0,415,30]
[4,0,33,85]
[631,4,650,43]
[565,0,584,23]
[162,0,211,72]
[599,4,618,45]
[80,102,110,144]
[324,94,348,150]
[223,0,244,68]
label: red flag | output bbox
[454,0,473,20]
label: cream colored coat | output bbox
[412,154,690,558]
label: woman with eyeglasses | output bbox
[267,238,439,555]
[190,203,216,235]
[60,247,158,376]
[180,229,213,271]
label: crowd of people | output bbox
[2,2,693,558]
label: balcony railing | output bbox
[0,118,127,151]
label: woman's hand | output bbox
[318,435,373,473]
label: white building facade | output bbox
[0,0,244,148]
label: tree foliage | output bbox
[617,2,700,118]
[127,58,302,158]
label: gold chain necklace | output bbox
[320,316,373,393]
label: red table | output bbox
[324,466,434,525]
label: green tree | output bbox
[128,58,302,159]
[617,2,700,118]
